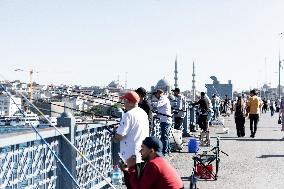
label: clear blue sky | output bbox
[1,0,284,92]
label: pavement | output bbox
[170,112,284,189]
[115,112,284,189]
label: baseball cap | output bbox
[135,87,147,97]
[171,88,180,93]
[120,91,140,103]
[142,137,164,157]
[152,89,164,95]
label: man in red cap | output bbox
[114,91,149,189]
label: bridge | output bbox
[1,110,284,189]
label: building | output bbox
[205,76,233,100]
[0,94,22,116]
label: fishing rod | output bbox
[0,84,82,188]
[35,104,120,129]
[56,87,123,104]
[0,78,117,189]
[58,87,190,116]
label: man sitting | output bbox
[126,137,184,189]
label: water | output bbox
[111,165,122,186]
[0,125,32,135]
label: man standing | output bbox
[172,88,190,137]
[114,91,149,188]
[191,92,209,132]
[127,137,184,189]
[152,89,172,156]
[135,87,153,129]
[246,89,262,138]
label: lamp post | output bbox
[278,33,283,101]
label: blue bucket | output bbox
[188,138,199,153]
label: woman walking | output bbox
[280,98,284,139]
[234,96,246,137]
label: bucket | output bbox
[188,138,199,153]
[170,129,183,145]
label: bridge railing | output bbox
[0,106,198,189]
[0,113,117,189]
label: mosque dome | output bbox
[108,81,122,88]
[156,78,171,89]
[154,78,172,94]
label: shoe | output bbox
[250,134,253,138]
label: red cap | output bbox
[121,91,140,103]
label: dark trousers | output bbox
[235,117,245,137]
[197,114,208,131]
[160,122,171,155]
[174,117,183,130]
[123,162,145,189]
[249,114,259,134]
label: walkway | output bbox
[171,112,284,189]
[115,112,284,189]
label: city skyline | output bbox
[1,0,284,92]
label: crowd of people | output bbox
[112,87,284,189]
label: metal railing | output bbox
[0,105,198,189]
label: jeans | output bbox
[160,122,171,155]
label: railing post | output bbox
[183,107,189,135]
[56,112,77,189]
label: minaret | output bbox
[174,56,178,88]
[192,61,196,101]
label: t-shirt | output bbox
[116,107,149,163]
[128,156,184,189]
[247,96,262,114]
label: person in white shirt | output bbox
[152,89,172,156]
[114,91,149,189]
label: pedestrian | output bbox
[246,89,262,138]
[270,99,275,116]
[114,91,149,189]
[191,92,209,132]
[135,87,153,129]
[211,94,220,120]
[152,89,172,156]
[171,88,190,137]
[233,96,246,137]
[262,98,268,113]
[126,137,184,189]
[279,97,284,139]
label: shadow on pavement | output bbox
[257,154,284,158]
[220,138,282,141]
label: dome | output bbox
[156,78,171,89]
[108,81,121,88]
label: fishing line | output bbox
[0,77,117,189]
[0,84,81,188]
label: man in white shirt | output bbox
[114,91,149,189]
[152,89,172,156]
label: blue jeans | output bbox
[160,122,171,155]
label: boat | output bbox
[9,112,40,127]
[0,116,11,126]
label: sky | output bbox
[1,0,284,92]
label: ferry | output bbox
[9,112,40,127]
[0,116,11,126]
